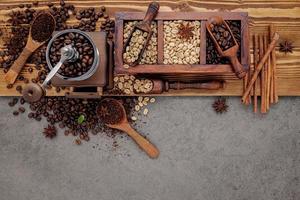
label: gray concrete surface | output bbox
[0,96,299,200]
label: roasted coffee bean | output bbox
[20,98,25,104]
[59,123,65,129]
[8,101,15,107]
[6,84,13,89]
[19,107,26,113]
[55,87,61,93]
[64,130,70,136]
[18,75,24,81]
[13,111,19,116]
[16,85,22,93]
[13,98,18,104]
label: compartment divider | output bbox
[157,20,164,64]
[200,21,207,65]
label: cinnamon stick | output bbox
[263,35,270,111]
[248,46,252,105]
[267,38,272,109]
[243,70,250,105]
[253,34,258,113]
[270,24,278,103]
[260,35,266,113]
[269,25,274,104]
[241,32,279,103]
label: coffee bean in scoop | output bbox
[210,21,235,51]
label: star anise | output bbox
[178,23,194,41]
[43,125,57,139]
[98,105,110,118]
[212,98,228,114]
[279,40,294,54]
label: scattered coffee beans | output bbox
[130,96,156,122]
[113,75,153,94]
[49,32,94,78]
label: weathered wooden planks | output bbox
[0,0,299,96]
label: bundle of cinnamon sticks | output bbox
[242,25,279,113]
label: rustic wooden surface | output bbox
[0,0,299,96]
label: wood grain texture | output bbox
[0,0,300,96]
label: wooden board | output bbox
[0,0,300,96]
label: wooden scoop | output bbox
[206,16,247,79]
[123,2,159,67]
[5,12,55,85]
[100,98,159,159]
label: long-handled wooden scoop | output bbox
[5,12,55,85]
[97,98,159,159]
[123,2,159,67]
[206,16,247,79]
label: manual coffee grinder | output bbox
[23,29,113,102]
[48,29,113,98]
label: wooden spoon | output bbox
[5,12,55,85]
[123,2,159,67]
[98,98,159,159]
[206,16,247,79]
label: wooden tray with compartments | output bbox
[114,12,250,81]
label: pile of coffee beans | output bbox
[123,21,157,65]
[0,26,29,73]
[123,29,148,65]
[8,7,36,25]
[31,12,55,42]
[97,99,124,125]
[49,32,94,78]
[209,21,234,51]
[206,20,241,64]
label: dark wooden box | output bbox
[114,12,249,81]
